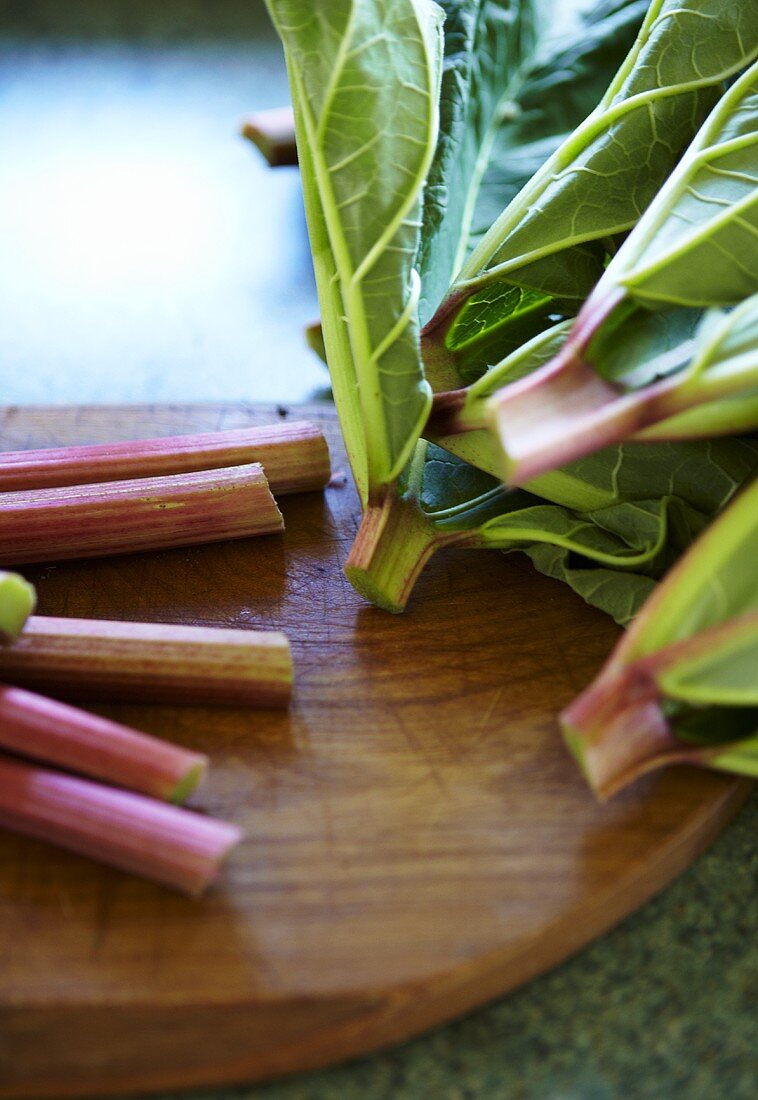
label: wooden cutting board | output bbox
[0,403,748,1099]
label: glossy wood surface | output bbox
[0,404,747,1099]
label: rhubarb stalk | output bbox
[0,753,241,896]
[562,480,758,798]
[344,491,442,613]
[0,463,283,565]
[241,106,297,166]
[0,571,36,643]
[563,617,758,799]
[0,422,330,495]
[0,684,208,802]
[0,617,292,707]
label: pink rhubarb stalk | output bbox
[485,292,631,484]
[0,463,283,565]
[0,571,36,643]
[241,106,297,166]
[0,617,292,707]
[487,351,720,484]
[0,683,208,802]
[0,422,330,495]
[0,752,241,896]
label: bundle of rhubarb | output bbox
[261,0,758,796]
[0,421,330,892]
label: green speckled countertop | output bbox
[1,3,755,1097]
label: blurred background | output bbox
[0,0,325,404]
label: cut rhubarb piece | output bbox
[0,572,36,644]
[0,684,208,802]
[241,106,297,166]
[0,617,292,707]
[0,421,330,495]
[0,463,283,565]
[0,753,241,896]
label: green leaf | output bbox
[267,0,444,501]
[417,0,536,323]
[523,543,656,625]
[404,438,758,625]
[426,0,758,379]
[617,478,758,658]
[614,67,758,309]
[468,0,651,250]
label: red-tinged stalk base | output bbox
[0,753,242,896]
[563,686,682,801]
[561,663,722,801]
[420,313,468,393]
[344,492,441,613]
[426,389,473,438]
[489,354,628,484]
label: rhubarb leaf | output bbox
[487,62,758,483]
[603,295,758,435]
[419,0,647,327]
[425,0,758,381]
[611,66,758,310]
[432,299,758,478]
[417,0,534,323]
[266,0,444,502]
[468,0,649,248]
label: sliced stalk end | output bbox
[560,655,714,800]
[169,758,209,805]
[0,572,37,644]
[344,493,439,613]
[561,691,680,801]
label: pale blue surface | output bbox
[0,1,324,405]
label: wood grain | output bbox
[0,403,748,1099]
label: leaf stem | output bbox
[344,490,442,613]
